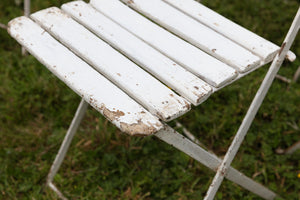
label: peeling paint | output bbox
[120,120,159,136]
[103,107,125,121]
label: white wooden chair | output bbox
[8,0,299,199]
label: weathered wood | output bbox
[8,16,163,136]
[62,1,212,105]
[121,0,261,73]
[31,8,191,121]
[90,0,238,88]
[163,0,296,62]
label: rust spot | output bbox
[278,42,286,56]
[120,120,161,136]
[193,91,205,100]
[194,86,199,90]
[169,94,174,97]
[172,63,176,66]
[213,22,219,26]
[47,10,55,14]
[155,112,165,121]
[79,13,82,17]
[140,111,146,114]
[103,108,125,121]
[117,73,121,76]
[126,0,134,4]
[211,48,216,53]
[184,101,191,110]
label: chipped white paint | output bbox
[120,0,261,73]
[90,0,238,88]
[163,0,296,63]
[30,8,191,121]
[62,1,212,105]
[8,16,163,135]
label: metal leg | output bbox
[204,7,300,200]
[22,0,30,55]
[155,125,277,200]
[46,99,89,199]
[293,66,300,82]
[284,141,300,155]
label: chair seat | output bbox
[7,0,294,136]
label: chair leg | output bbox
[155,125,277,200]
[204,7,300,200]
[22,0,30,55]
[284,141,300,155]
[46,99,89,199]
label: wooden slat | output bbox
[7,17,163,135]
[62,1,212,105]
[164,0,296,63]
[30,7,191,122]
[163,0,278,62]
[90,0,238,88]
[121,0,262,73]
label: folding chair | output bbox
[8,0,299,199]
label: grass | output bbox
[0,0,299,199]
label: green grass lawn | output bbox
[0,0,299,199]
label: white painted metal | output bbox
[22,0,30,55]
[164,0,296,63]
[121,0,261,73]
[204,7,300,200]
[155,125,277,200]
[293,66,300,82]
[47,99,88,185]
[90,0,238,88]
[285,141,300,155]
[31,8,191,122]
[47,99,88,200]
[62,1,212,105]
[48,182,68,200]
[8,16,163,135]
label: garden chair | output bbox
[8,0,299,199]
